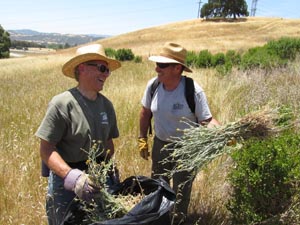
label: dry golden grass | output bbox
[1,17,300,224]
[95,17,300,56]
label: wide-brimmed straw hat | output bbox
[62,44,121,78]
[148,42,192,73]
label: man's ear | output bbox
[175,64,184,73]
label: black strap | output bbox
[148,79,160,135]
[184,76,195,113]
[148,76,195,135]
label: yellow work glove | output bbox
[227,137,237,146]
[138,137,150,160]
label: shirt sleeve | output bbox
[141,77,157,109]
[109,106,119,139]
[35,102,67,143]
[194,82,212,121]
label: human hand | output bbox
[138,137,150,160]
[64,169,100,202]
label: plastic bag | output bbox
[63,176,176,225]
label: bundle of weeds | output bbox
[162,107,291,179]
[79,141,143,223]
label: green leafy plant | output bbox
[115,48,134,61]
[227,131,300,225]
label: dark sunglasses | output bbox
[86,63,110,74]
[156,62,176,69]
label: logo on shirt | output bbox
[100,112,109,124]
[172,103,184,111]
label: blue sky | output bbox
[0,0,299,35]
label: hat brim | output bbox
[62,53,121,78]
[149,55,192,73]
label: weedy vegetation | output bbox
[74,141,144,224]
[162,107,292,179]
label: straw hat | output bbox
[62,44,121,78]
[149,42,192,73]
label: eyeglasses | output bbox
[156,62,176,69]
[86,63,110,74]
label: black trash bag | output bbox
[63,176,176,225]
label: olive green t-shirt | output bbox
[35,88,119,162]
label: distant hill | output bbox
[12,17,300,57]
[8,29,110,46]
[94,17,300,56]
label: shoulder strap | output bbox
[150,77,160,99]
[184,76,195,113]
[148,78,160,135]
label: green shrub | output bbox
[227,131,300,225]
[266,37,300,61]
[134,55,142,63]
[105,48,116,58]
[115,48,134,61]
[239,46,285,70]
[225,50,241,65]
[186,51,198,67]
[211,52,226,67]
[196,50,212,68]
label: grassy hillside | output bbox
[95,17,300,56]
[1,17,300,225]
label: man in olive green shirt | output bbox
[35,44,121,225]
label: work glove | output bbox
[227,137,237,146]
[64,169,100,202]
[138,137,150,160]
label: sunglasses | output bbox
[86,63,110,74]
[156,62,176,69]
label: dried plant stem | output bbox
[80,141,143,223]
[162,107,287,179]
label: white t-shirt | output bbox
[141,76,212,141]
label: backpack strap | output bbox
[148,78,160,135]
[150,78,160,99]
[184,76,195,113]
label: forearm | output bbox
[199,117,221,127]
[106,139,114,159]
[139,106,152,137]
[40,139,71,178]
[207,118,221,127]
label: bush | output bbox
[227,131,300,225]
[0,25,11,59]
[134,55,142,63]
[105,48,116,58]
[196,50,212,68]
[239,46,285,70]
[186,51,198,67]
[115,48,134,61]
[225,50,241,66]
[266,37,300,61]
[211,53,226,67]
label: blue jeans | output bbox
[45,170,119,225]
[46,171,75,225]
